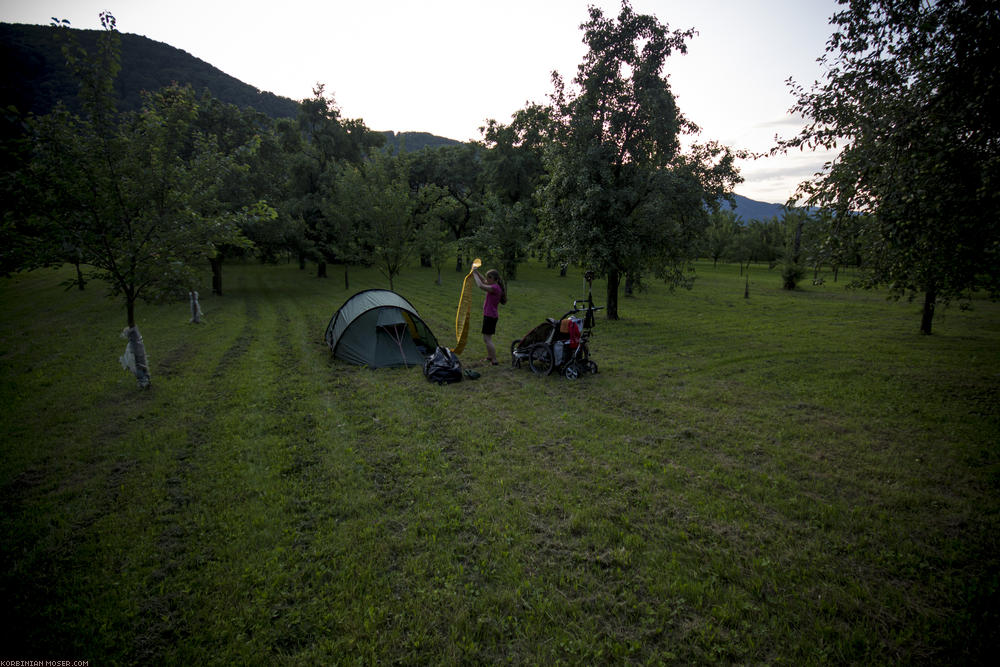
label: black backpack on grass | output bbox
[423,346,463,384]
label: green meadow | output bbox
[2,259,998,664]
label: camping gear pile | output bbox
[511,296,602,380]
[324,288,472,383]
[325,277,602,383]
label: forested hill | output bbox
[1,22,300,118]
[0,21,460,156]
[380,131,463,152]
[1,23,463,152]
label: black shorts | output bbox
[482,316,498,335]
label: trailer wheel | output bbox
[528,344,554,376]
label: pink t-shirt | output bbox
[483,283,502,318]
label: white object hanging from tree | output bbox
[189,290,203,324]
[120,326,151,388]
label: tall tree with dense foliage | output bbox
[778,0,1000,334]
[337,151,419,291]
[537,1,740,319]
[703,209,741,267]
[194,95,283,293]
[22,14,248,386]
[478,104,551,280]
[407,143,484,270]
[288,85,383,278]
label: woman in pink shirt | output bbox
[472,268,506,365]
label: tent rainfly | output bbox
[324,289,439,368]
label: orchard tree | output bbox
[467,194,534,282]
[195,95,283,293]
[289,84,383,278]
[23,14,248,387]
[407,143,484,270]
[778,0,1000,333]
[537,1,740,319]
[414,187,459,286]
[340,151,418,291]
[778,207,810,290]
[704,208,741,267]
[478,104,552,280]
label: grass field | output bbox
[2,258,998,664]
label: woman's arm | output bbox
[472,270,489,291]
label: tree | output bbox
[777,0,1000,333]
[289,85,383,278]
[22,14,247,386]
[704,209,741,267]
[467,194,535,282]
[341,151,418,291]
[536,1,740,319]
[195,94,283,293]
[407,143,484,270]
[778,207,809,290]
[479,104,552,280]
[414,190,458,286]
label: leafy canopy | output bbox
[537,1,740,319]
[778,0,1000,333]
[23,14,249,326]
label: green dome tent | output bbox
[324,289,439,368]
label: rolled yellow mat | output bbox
[452,258,481,355]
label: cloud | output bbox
[735,147,839,203]
[754,114,810,131]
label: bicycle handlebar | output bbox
[572,300,604,312]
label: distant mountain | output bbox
[0,22,461,152]
[380,131,463,153]
[722,193,789,222]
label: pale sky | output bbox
[1,0,842,204]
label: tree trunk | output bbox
[606,269,620,320]
[210,256,223,296]
[317,261,327,278]
[344,265,350,291]
[120,300,150,388]
[298,253,306,270]
[74,261,86,290]
[920,286,936,335]
[793,218,804,264]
